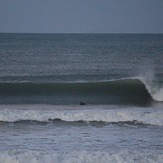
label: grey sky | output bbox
[0,0,163,33]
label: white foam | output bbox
[0,105,163,126]
[0,150,162,163]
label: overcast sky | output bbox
[0,0,163,33]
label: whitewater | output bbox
[0,104,163,163]
[0,105,163,126]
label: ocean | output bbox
[0,33,163,163]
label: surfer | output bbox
[80,101,85,105]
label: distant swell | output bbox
[0,77,163,105]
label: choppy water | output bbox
[0,33,163,162]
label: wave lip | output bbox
[138,76,163,102]
[0,107,163,126]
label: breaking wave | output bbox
[0,76,163,105]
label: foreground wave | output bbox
[0,150,162,163]
[0,77,163,105]
[0,106,162,126]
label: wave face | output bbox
[0,77,163,105]
[0,106,163,126]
